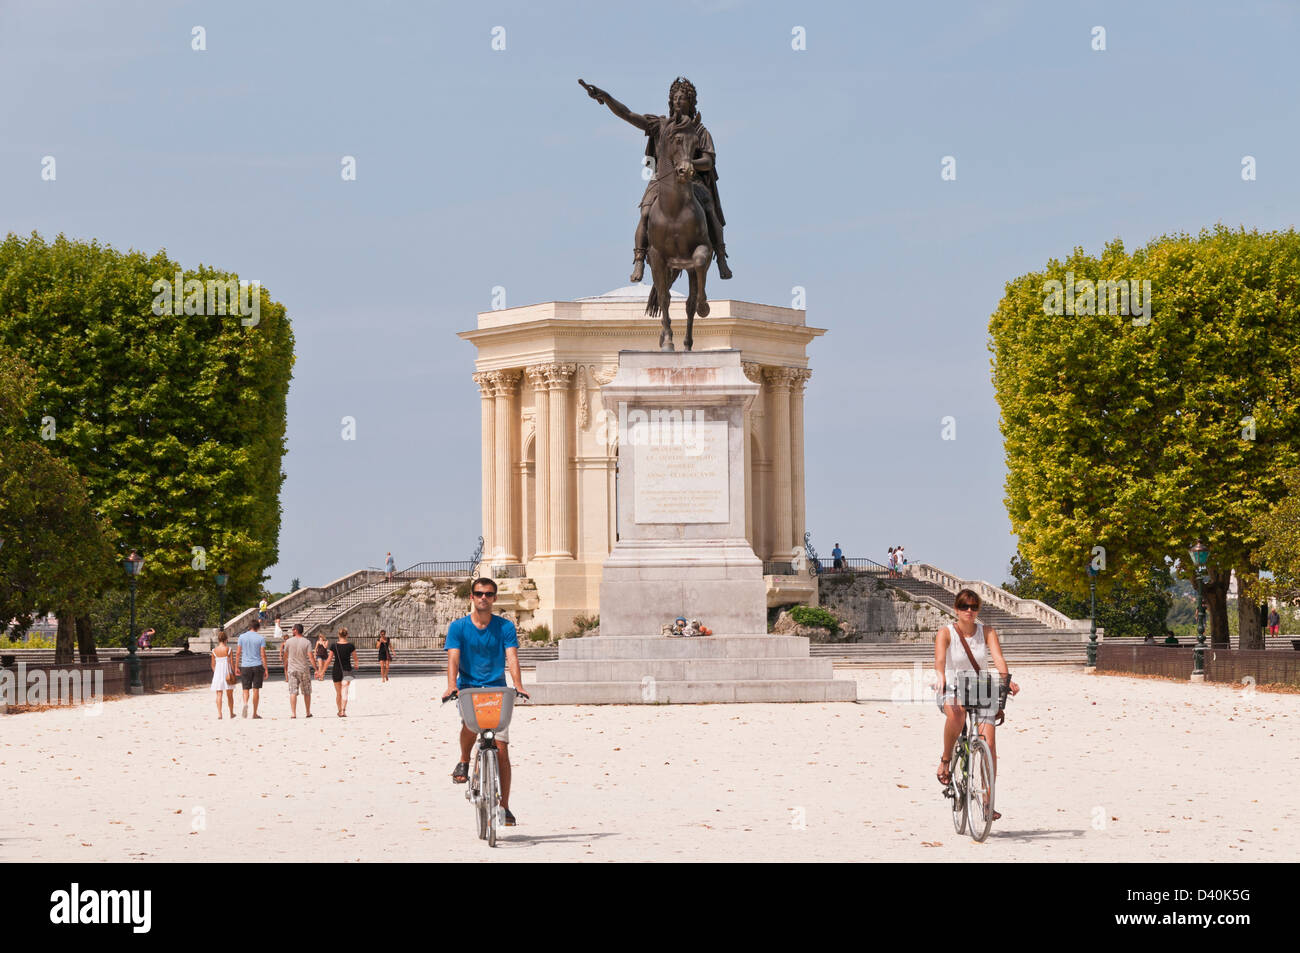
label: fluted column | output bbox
[764,367,796,560]
[525,366,551,557]
[742,361,764,551]
[492,370,521,561]
[472,372,496,560]
[545,363,577,557]
[789,368,811,552]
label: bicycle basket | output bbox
[458,687,515,734]
[954,672,998,710]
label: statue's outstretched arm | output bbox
[579,79,651,131]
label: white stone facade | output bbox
[459,291,823,635]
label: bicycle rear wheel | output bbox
[967,737,995,843]
[483,749,500,847]
[949,737,967,836]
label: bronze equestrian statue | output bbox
[580,77,731,351]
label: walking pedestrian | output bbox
[235,620,268,719]
[258,597,269,625]
[832,543,844,571]
[282,623,314,718]
[209,630,237,719]
[273,613,284,643]
[386,552,395,582]
[376,629,394,682]
[1269,608,1281,636]
[313,631,331,679]
[324,627,359,716]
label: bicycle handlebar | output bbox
[441,688,529,704]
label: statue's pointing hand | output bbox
[578,78,607,105]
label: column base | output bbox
[1189,673,1206,683]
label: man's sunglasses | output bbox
[956,603,979,611]
[472,591,496,599]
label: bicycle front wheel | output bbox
[482,749,500,847]
[966,737,995,843]
[473,755,488,839]
[949,737,967,836]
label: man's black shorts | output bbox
[240,667,264,690]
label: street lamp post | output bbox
[1189,540,1210,681]
[215,570,229,632]
[124,550,144,694]
[1086,563,1099,669]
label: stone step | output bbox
[534,657,835,683]
[525,678,858,705]
[558,635,810,660]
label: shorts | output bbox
[461,719,509,744]
[332,672,354,684]
[240,667,265,690]
[287,670,312,696]
[937,689,998,725]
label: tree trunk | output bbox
[1235,569,1265,650]
[1203,566,1231,648]
[55,611,75,665]
[75,614,97,663]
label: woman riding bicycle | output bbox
[935,588,1019,818]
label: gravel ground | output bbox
[2,665,1295,862]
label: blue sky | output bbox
[3,0,1298,591]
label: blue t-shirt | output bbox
[445,615,517,689]
[832,547,843,559]
[237,630,266,668]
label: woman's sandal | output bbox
[937,758,951,785]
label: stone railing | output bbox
[906,563,1092,634]
[222,570,385,637]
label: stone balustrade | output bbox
[907,563,1089,632]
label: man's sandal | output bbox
[937,758,951,786]
[451,762,469,784]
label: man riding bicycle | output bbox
[442,577,529,826]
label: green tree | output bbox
[1253,466,1300,603]
[0,232,294,629]
[0,351,116,662]
[990,227,1300,648]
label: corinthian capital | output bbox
[762,366,800,389]
[741,361,764,384]
[789,368,812,394]
[543,362,577,389]
[472,372,496,398]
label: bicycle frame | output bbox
[450,687,518,847]
[943,674,1004,843]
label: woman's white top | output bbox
[943,621,987,686]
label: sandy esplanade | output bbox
[2,666,1295,862]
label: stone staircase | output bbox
[873,564,1091,643]
[527,636,858,704]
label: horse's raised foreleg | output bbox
[693,245,710,320]
[649,250,673,350]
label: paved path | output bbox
[1,667,1294,861]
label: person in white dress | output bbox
[209,630,237,719]
[934,589,1019,819]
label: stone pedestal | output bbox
[598,350,766,637]
[530,349,855,705]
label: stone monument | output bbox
[527,347,854,704]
